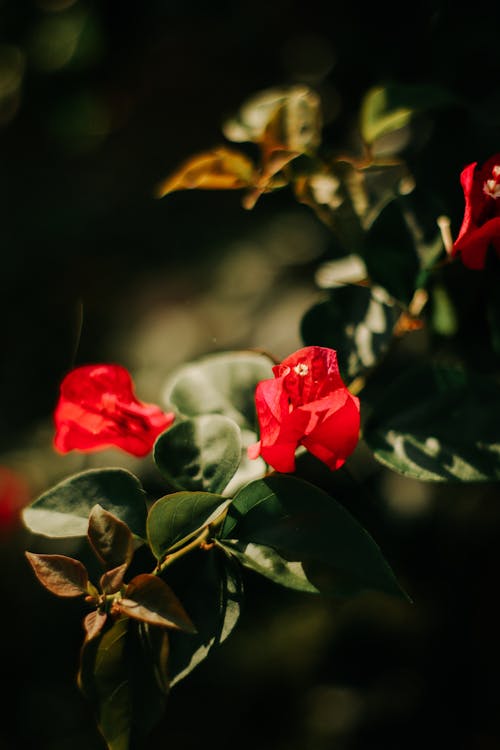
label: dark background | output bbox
[1,1,500,748]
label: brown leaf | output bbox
[88,504,134,570]
[100,562,128,595]
[154,147,256,198]
[25,551,89,597]
[242,149,300,210]
[83,609,107,641]
[117,573,197,633]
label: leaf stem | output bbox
[156,526,211,575]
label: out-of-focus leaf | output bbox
[154,147,255,198]
[364,363,500,481]
[165,547,243,686]
[360,83,459,145]
[147,491,230,561]
[88,504,134,570]
[221,475,406,599]
[22,468,148,540]
[162,350,274,432]
[222,84,322,155]
[117,574,196,632]
[242,148,300,210]
[25,551,89,597]
[219,539,319,593]
[362,198,420,305]
[430,283,459,337]
[153,414,242,495]
[300,283,399,382]
[79,618,169,750]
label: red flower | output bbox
[452,154,500,269]
[0,466,30,533]
[54,364,175,457]
[248,346,360,473]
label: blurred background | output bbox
[1,1,500,747]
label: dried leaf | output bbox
[155,147,256,198]
[25,551,89,597]
[117,574,197,633]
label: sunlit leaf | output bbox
[147,491,230,561]
[154,147,255,198]
[165,547,243,686]
[25,551,89,597]
[220,475,406,599]
[300,283,399,381]
[117,573,196,632]
[153,414,242,494]
[79,617,169,750]
[162,349,274,431]
[22,468,148,540]
[222,84,322,155]
[364,363,500,481]
[219,539,319,593]
[360,83,459,145]
[88,504,134,570]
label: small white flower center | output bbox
[293,363,309,376]
[483,165,500,199]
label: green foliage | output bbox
[79,618,169,750]
[147,491,230,561]
[220,475,407,599]
[22,468,148,540]
[153,414,242,494]
[18,70,500,750]
[364,364,500,481]
[300,284,399,381]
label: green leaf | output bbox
[147,491,230,561]
[364,363,500,481]
[161,350,274,431]
[79,617,169,750]
[300,284,398,381]
[22,468,148,540]
[165,547,243,686]
[153,414,242,494]
[219,539,319,593]
[220,475,405,599]
[360,83,459,144]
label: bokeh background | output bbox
[1,1,500,748]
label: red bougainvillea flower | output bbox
[54,364,175,457]
[452,154,500,269]
[0,466,30,533]
[248,346,360,473]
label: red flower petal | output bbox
[53,364,175,457]
[452,156,500,269]
[249,346,360,473]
